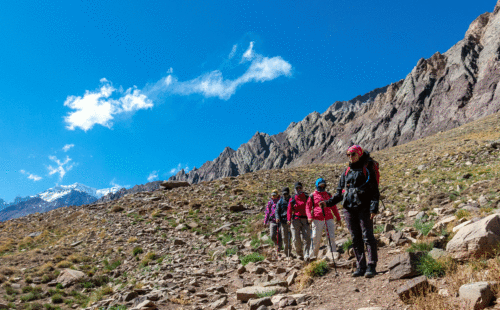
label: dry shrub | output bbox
[0,266,16,276]
[111,205,124,213]
[56,260,72,268]
[127,237,138,243]
[0,274,5,283]
[250,220,266,238]
[169,296,191,305]
[35,262,54,276]
[409,291,461,309]
[67,254,82,263]
[53,254,64,262]
[0,238,15,254]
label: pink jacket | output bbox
[287,192,309,221]
[306,191,341,221]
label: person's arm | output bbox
[264,201,271,225]
[330,205,341,222]
[306,195,313,222]
[325,173,345,207]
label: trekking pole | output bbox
[320,206,338,276]
[276,221,280,260]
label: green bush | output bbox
[309,260,329,277]
[225,247,238,256]
[103,260,121,271]
[374,225,384,234]
[255,289,276,298]
[455,209,471,220]
[51,294,63,304]
[342,239,353,252]
[417,254,446,278]
[132,247,143,256]
[240,253,265,266]
[24,303,43,310]
[406,241,434,253]
[413,219,435,236]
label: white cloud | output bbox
[64,80,153,131]
[62,144,74,152]
[241,41,254,62]
[229,44,238,59]
[47,155,74,180]
[171,55,292,100]
[110,178,130,189]
[169,163,190,175]
[147,170,159,182]
[20,170,42,182]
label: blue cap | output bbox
[315,178,326,187]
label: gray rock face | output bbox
[171,3,500,184]
[387,252,425,280]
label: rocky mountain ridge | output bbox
[171,1,500,184]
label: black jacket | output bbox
[326,152,380,213]
[276,195,291,223]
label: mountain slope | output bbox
[171,1,500,184]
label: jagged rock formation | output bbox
[97,181,163,203]
[171,1,500,184]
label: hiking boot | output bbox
[352,268,366,277]
[364,265,376,278]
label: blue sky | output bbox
[0,0,495,201]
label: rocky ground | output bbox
[0,113,500,310]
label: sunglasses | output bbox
[346,153,357,157]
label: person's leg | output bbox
[359,211,378,277]
[343,209,366,271]
[269,222,278,246]
[301,218,312,260]
[291,220,303,258]
[281,223,290,257]
[310,220,324,259]
[325,219,336,253]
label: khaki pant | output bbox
[311,219,336,259]
[269,222,291,256]
[290,218,311,259]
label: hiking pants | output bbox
[344,208,378,269]
[269,222,283,250]
[291,218,311,259]
[311,219,336,259]
[280,222,291,257]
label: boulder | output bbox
[387,252,425,280]
[397,276,434,303]
[236,286,287,302]
[229,204,246,212]
[429,216,455,236]
[428,248,447,260]
[56,269,86,287]
[446,214,500,260]
[210,296,227,309]
[248,297,273,310]
[459,282,493,310]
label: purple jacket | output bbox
[264,196,280,224]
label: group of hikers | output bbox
[263,145,380,278]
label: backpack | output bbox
[344,158,380,185]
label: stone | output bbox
[428,248,447,260]
[210,296,227,309]
[0,303,8,310]
[187,222,198,229]
[248,297,273,310]
[27,232,42,238]
[133,300,156,310]
[453,220,473,233]
[287,271,298,286]
[383,223,394,232]
[70,240,83,247]
[124,291,139,301]
[397,276,433,303]
[56,269,86,288]
[429,216,456,236]
[408,211,420,217]
[459,282,493,310]
[260,280,287,287]
[213,223,232,233]
[173,238,186,246]
[175,224,187,231]
[237,265,246,274]
[387,252,425,280]
[236,286,287,302]
[229,204,246,212]
[357,308,387,310]
[446,214,500,260]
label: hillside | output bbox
[171,0,500,184]
[0,111,499,310]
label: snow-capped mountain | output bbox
[37,183,121,202]
[0,183,124,222]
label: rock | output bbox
[229,204,246,212]
[415,211,427,221]
[187,222,198,229]
[210,296,227,309]
[387,252,425,280]
[0,303,8,310]
[287,271,298,286]
[408,211,420,217]
[124,291,139,301]
[383,223,394,232]
[276,267,286,274]
[429,216,456,235]
[56,269,86,287]
[478,195,489,207]
[70,240,83,247]
[160,181,190,190]
[175,224,187,231]
[248,297,273,310]
[132,300,156,310]
[213,223,232,233]
[173,239,186,245]
[397,276,434,303]
[459,282,493,310]
[357,308,387,310]
[428,248,447,260]
[236,286,287,302]
[237,265,247,274]
[446,214,500,260]
[261,280,287,288]
[453,220,473,233]
[27,232,42,238]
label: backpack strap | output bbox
[309,194,315,210]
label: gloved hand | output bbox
[370,201,379,214]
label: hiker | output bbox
[287,182,312,261]
[276,187,292,257]
[264,189,282,251]
[306,178,341,261]
[321,145,380,278]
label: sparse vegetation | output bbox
[240,253,265,266]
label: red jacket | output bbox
[287,192,309,221]
[306,190,341,221]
